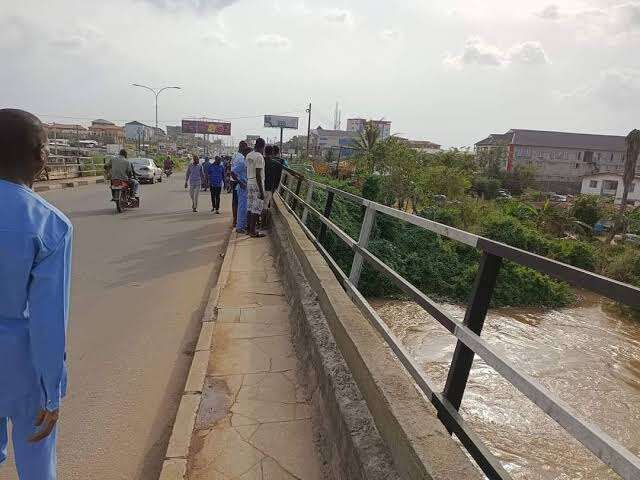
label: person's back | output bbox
[108,155,133,181]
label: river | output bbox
[372,293,640,479]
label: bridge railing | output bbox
[277,167,640,480]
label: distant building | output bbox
[153,127,166,138]
[309,127,358,158]
[347,118,392,140]
[125,121,154,141]
[88,119,124,144]
[581,173,640,206]
[45,123,89,139]
[474,129,633,193]
[166,125,182,138]
[396,137,441,154]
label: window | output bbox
[589,180,598,188]
[603,180,619,191]
[575,163,580,168]
[515,146,531,158]
[610,153,614,162]
[583,151,594,163]
[631,183,636,193]
[578,151,582,160]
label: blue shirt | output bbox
[206,163,225,188]
[0,179,72,413]
[231,152,246,191]
[185,163,204,187]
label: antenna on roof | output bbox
[333,102,342,130]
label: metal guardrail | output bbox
[36,162,105,182]
[277,168,640,480]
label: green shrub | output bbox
[571,195,603,226]
[500,200,538,223]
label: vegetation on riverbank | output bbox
[298,135,640,309]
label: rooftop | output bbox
[475,129,627,151]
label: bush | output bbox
[571,195,603,226]
[549,240,596,270]
[472,176,501,200]
[500,200,538,224]
[480,213,550,255]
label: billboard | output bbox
[181,120,231,135]
[264,115,299,129]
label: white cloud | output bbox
[559,68,640,110]
[255,34,291,49]
[323,8,353,25]
[380,29,400,41]
[445,37,550,68]
[49,25,103,51]
[536,4,560,20]
[0,16,31,49]
[140,0,238,13]
[203,32,230,47]
[508,41,550,65]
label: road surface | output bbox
[0,175,231,480]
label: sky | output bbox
[2,0,640,147]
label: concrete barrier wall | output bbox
[271,196,483,480]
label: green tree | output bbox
[351,121,384,174]
[570,195,603,226]
[608,129,640,243]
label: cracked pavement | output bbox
[188,235,325,480]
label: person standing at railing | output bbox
[232,142,250,234]
[263,145,285,228]
[0,109,73,480]
[185,155,205,212]
[245,138,266,238]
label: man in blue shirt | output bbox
[231,143,250,233]
[0,109,72,480]
[206,156,225,214]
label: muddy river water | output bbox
[372,294,640,479]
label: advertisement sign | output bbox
[181,120,231,135]
[264,115,299,129]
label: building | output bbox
[166,125,182,138]
[346,118,392,140]
[125,121,155,141]
[309,127,359,158]
[581,173,640,206]
[88,119,124,144]
[475,129,633,193]
[45,123,89,139]
[153,127,166,138]
[396,137,441,154]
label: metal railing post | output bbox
[292,176,303,212]
[442,252,502,416]
[349,204,376,286]
[301,184,314,224]
[318,191,335,243]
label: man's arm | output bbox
[256,168,264,199]
[27,227,72,440]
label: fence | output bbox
[277,168,640,480]
[37,157,105,182]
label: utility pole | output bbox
[279,127,284,154]
[131,84,181,142]
[305,103,312,159]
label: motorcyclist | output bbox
[104,149,139,198]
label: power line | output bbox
[35,109,306,124]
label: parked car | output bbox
[496,189,512,199]
[131,158,162,184]
[549,193,567,203]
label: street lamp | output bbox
[131,83,181,134]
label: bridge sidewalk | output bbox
[185,232,325,480]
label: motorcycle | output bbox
[110,179,140,213]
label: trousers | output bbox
[189,185,200,210]
[1,403,57,480]
[210,186,222,211]
[236,186,248,232]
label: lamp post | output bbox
[131,84,181,135]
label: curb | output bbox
[158,230,238,480]
[34,177,105,192]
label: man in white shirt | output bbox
[245,137,266,237]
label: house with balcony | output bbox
[89,119,124,144]
[475,129,634,193]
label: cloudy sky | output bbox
[2,0,640,147]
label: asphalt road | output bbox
[0,174,231,480]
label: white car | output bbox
[131,158,162,184]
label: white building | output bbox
[580,173,640,206]
[346,118,392,140]
[125,121,155,141]
[309,127,358,157]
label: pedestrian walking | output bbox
[232,142,250,233]
[185,155,205,212]
[245,138,266,237]
[201,156,211,191]
[206,156,225,214]
[0,109,73,480]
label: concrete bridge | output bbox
[161,168,640,480]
